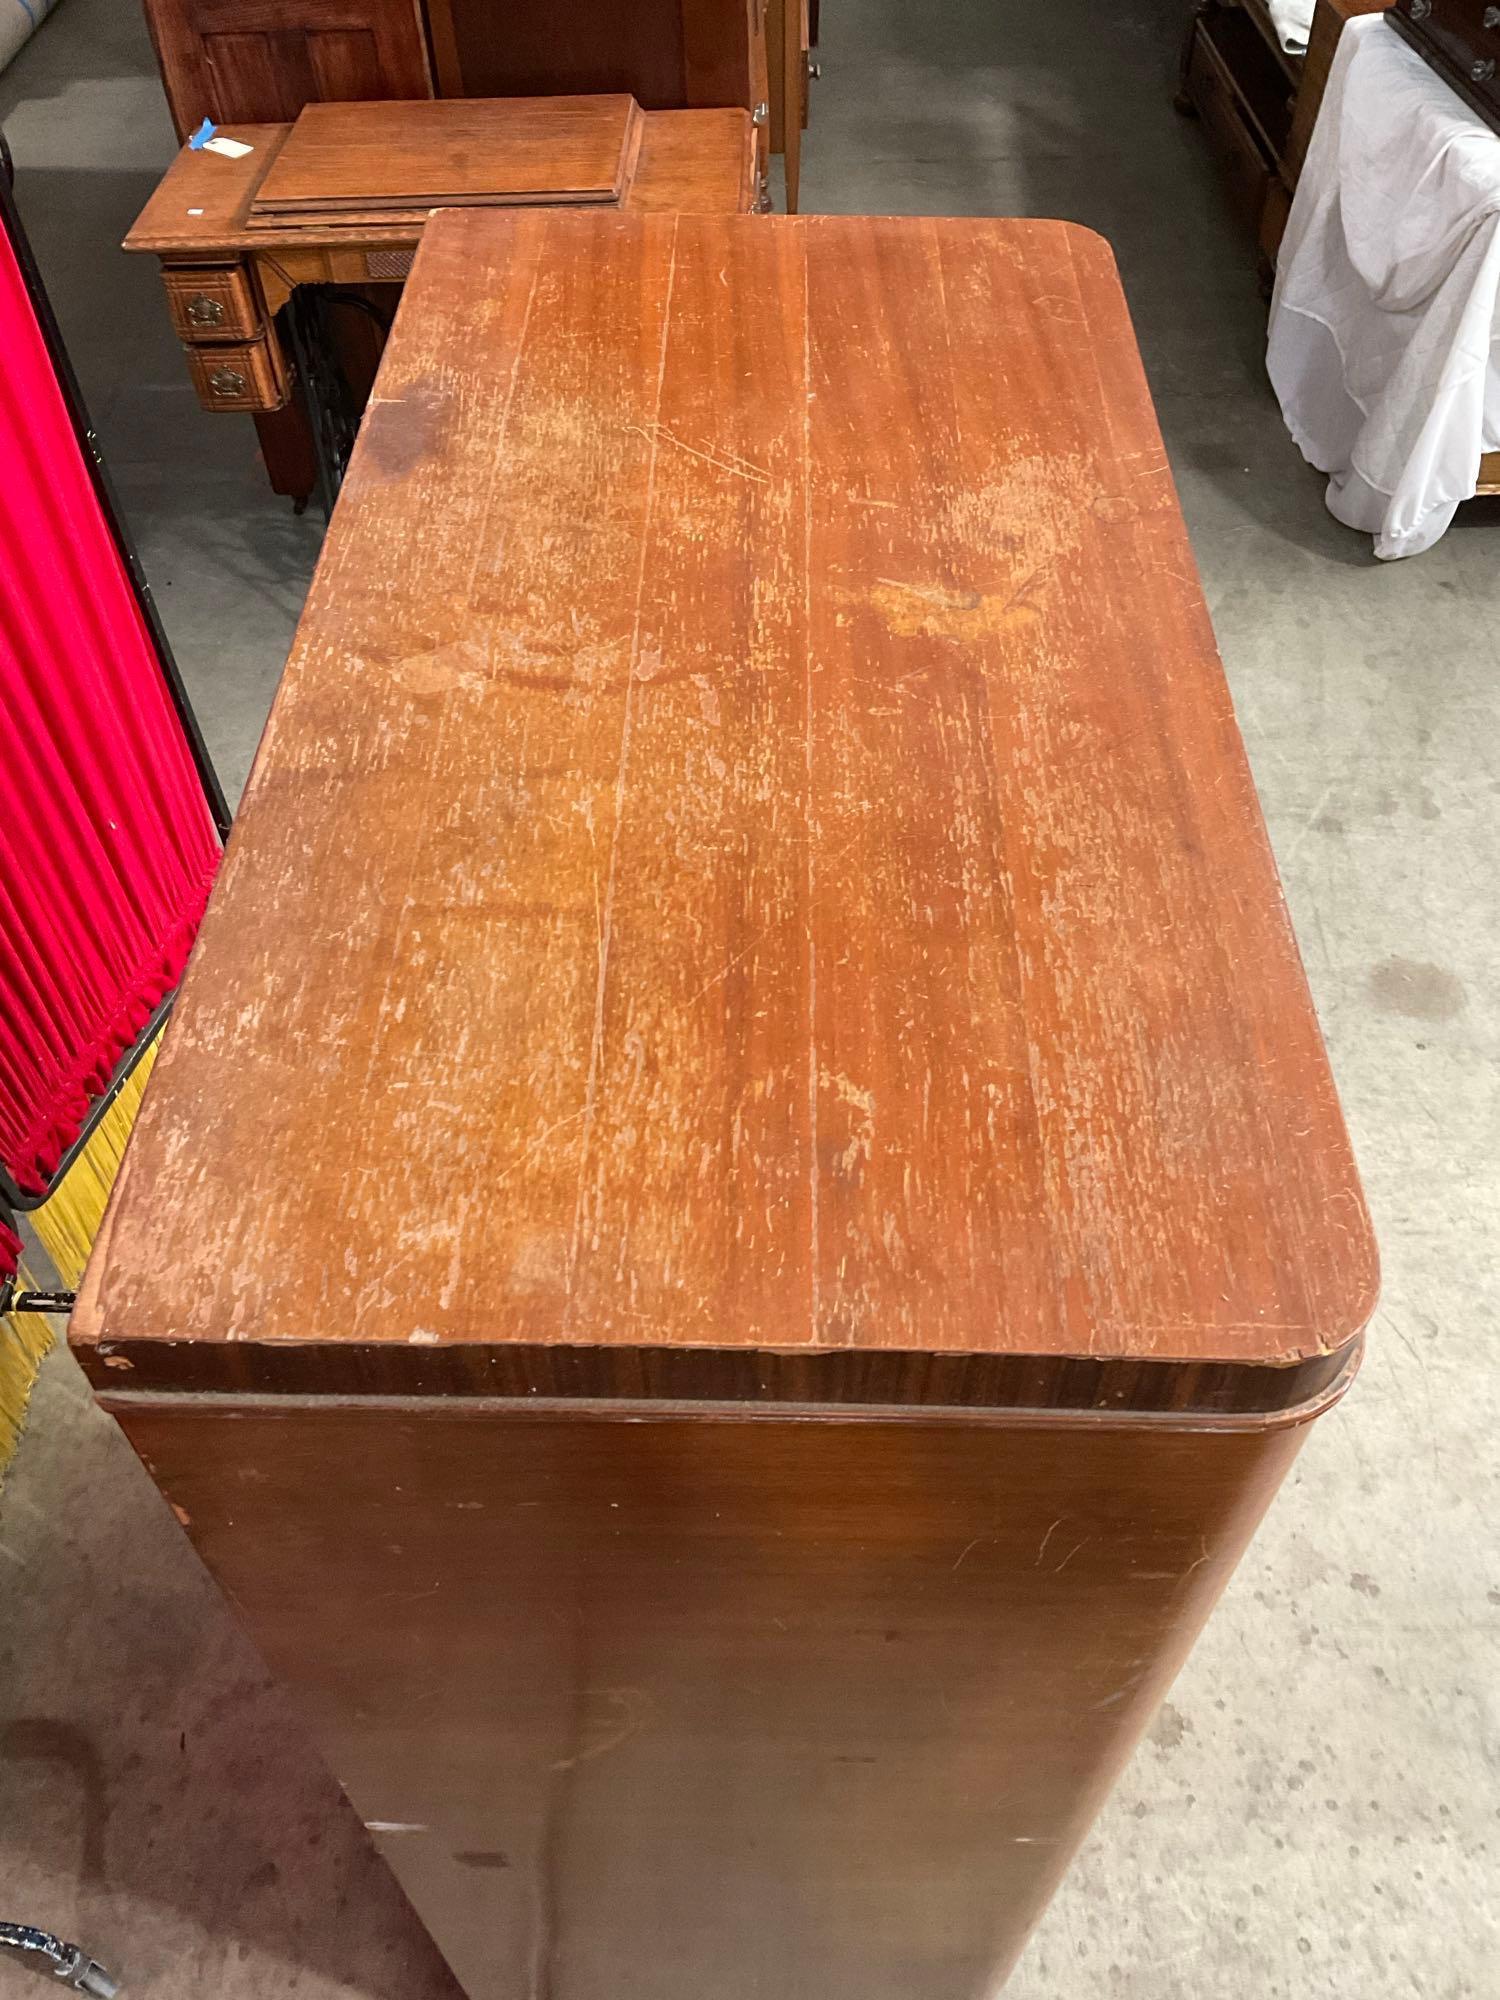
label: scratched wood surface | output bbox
[250,96,645,217]
[124,110,754,254]
[107,1401,1305,2000]
[74,213,1375,1401]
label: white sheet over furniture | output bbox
[1267,13,1500,559]
[1,1,61,74]
[1267,0,1315,56]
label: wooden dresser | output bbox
[75,212,1376,2000]
[1266,0,1500,492]
[1178,0,1393,280]
[1388,0,1500,127]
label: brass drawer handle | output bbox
[208,366,248,398]
[186,292,226,327]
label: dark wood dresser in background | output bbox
[1388,0,1500,127]
[1178,0,1399,281]
[1180,0,1500,493]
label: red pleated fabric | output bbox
[0,209,220,1204]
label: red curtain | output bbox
[0,208,220,1204]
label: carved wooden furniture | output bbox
[75,211,1376,2000]
[123,98,754,495]
[140,0,433,128]
[137,0,783,498]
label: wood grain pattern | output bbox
[424,0,691,106]
[126,124,294,250]
[626,107,756,214]
[249,96,646,218]
[108,1398,1309,2000]
[162,260,263,338]
[124,111,755,256]
[75,214,1376,1406]
[183,329,290,409]
[768,0,807,208]
[141,0,432,139]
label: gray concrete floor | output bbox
[2,0,1497,1995]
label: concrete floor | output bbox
[2,0,1497,1995]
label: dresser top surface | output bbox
[76,212,1375,1396]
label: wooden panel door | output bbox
[426,0,763,115]
[141,0,432,140]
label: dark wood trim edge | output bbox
[79,1333,1365,1428]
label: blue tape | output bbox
[188,118,216,150]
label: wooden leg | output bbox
[1175,1,1213,114]
[252,404,317,508]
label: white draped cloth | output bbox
[1267,14,1500,559]
[1267,0,1314,55]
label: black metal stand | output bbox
[284,285,394,518]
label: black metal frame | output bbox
[284,283,395,518]
[0,132,231,1232]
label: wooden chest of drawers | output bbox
[1389,0,1500,127]
[77,211,1374,1998]
[183,330,290,410]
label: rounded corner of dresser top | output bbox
[1321,1240,1383,1366]
[1036,217,1122,275]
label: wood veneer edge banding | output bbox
[93,1348,1360,1433]
[82,1337,1365,1429]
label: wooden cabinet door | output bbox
[767,0,807,208]
[426,0,762,116]
[141,0,432,139]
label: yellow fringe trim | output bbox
[0,1030,162,1479]
[0,1265,54,1478]
[29,1031,161,1287]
